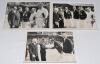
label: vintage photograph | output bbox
[25,32,75,62]
[4,2,50,29]
[53,3,96,29]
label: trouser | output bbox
[30,54,39,61]
[40,49,46,61]
[9,21,13,28]
[9,24,13,28]
[59,19,64,28]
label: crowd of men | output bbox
[25,35,74,61]
[7,3,49,28]
[53,6,95,28]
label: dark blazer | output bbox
[8,10,20,28]
[53,12,64,28]
[80,10,87,20]
[23,11,31,22]
[73,10,80,19]
[64,10,72,19]
[63,39,73,53]
[19,11,23,21]
[53,12,60,28]
[54,41,63,53]
[40,44,46,61]
[28,43,38,56]
[8,10,15,25]
[58,11,64,28]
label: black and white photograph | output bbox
[25,32,75,62]
[4,2,50,29]
[53,3,96,29]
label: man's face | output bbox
[32,39,37,45]
[25,7,29,11]
[19,7,22,11]
[14,6,17,10]
[73,6,76,10]
[79,7,83,10]
[38,3,43,9]
[65,7,68,11]
[54,8,58,13]
[31,8,36,12]
[87,7,91,12]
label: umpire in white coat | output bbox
[35,3,49,28]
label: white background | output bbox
[0,0,100,64]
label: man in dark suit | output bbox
[63,37,73,53]
[54,40,63,54]
[8,6,20,28]
[53,8,60,28]
[79,6,87,20]
[58,7,64,28]
[73,6,80,19]
[23,7,31,22]
[8,8,14,28]
[64,7,72,19]
[28,39,39,61]
[18,7,23,26]
[53,7,64,28]
[22,7,31,28]
[40,38,46,61]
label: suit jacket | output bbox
[40,44,46,54]
[53,12,64,28]
[19,11,23,21]
[80,10,87,20]
[28,43,38,56]
[23,11,31,22]
[53,12,60,28]
[73,10,80,19]
[8,10,20,26]
[64,10,72,19]
[8,10,14,25]
[63,39,73,53]
[54,41,63,53]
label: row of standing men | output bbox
[53,6,95,28]
[8,4,48,28]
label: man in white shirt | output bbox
[85,7,95,28]
[29,8,37,28]
[35,3,49,28]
